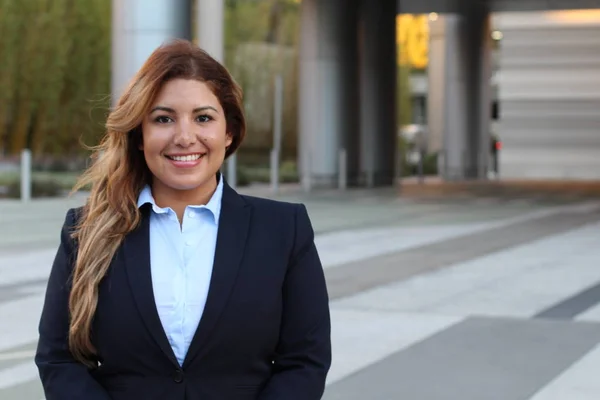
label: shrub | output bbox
[237,166,251,187]
[5,178,63,199]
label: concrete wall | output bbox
[494,11,600,180]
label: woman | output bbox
[35,39,331,400]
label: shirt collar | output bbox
[137,173,224,223]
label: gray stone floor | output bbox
[324,317,600,400]
[2,188,600,399]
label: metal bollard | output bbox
[227,154,237,189]
[302,152,312,193]
[338,148,347,190]
[271,75,283,195]
[270,149,279,194]
[20,149,32,202]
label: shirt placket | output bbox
[167,210,186,363]
[180,208,198,357]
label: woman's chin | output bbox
[159,176,215,192]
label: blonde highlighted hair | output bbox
[68,39,246,366]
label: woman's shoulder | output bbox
[239,194,302,215]
[63,206,85,227]
[238,195,312,238]
[58,207,86,242]
[238,195,311,224]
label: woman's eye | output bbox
[197,115,212,123]
[155,116,172,124]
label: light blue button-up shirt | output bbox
[137,175,223,366]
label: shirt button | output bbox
[185,240,194,246]
[172,369,184,383]
[188,212,195,218]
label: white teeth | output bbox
[170,154,202,162]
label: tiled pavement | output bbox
[2,188,600,399]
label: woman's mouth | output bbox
[166,154,204,161]
[165,153,205,167]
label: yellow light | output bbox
[491,30,503,40]
[546,9,600,24]
[428,12,438,22]
[396,14,429,69]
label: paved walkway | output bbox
[0,184,567,253]
[325,213,600,400]
[2,188,600,399]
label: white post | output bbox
[271,74,283,194]
[197,0,236,188]
[338,148,347,190]
[226,155,237,188]
[302,151,312,193]
[270,149,279,194]
[20,149,32,202]
[273,74,283,152]
[395,147,402,189]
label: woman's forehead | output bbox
[152,79,221,111]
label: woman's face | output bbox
[141,78,232,196]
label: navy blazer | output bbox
[35,181,331,400]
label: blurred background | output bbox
[2,1,600,193]
[2,0,600,399]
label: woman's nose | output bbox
[173,121,197,146]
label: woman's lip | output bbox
[165,153,205,158]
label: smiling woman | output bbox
[35,39,331,400]
[141,79,232,221]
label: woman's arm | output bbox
[35,209,112,400]
[259,204,332,400]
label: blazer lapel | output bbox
[123,206,179,368]
[183,181,252,368]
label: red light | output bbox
[495,141,502,151]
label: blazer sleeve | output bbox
[35,209,112,400]
[259,204,332,400]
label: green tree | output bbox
[29,0,71,154]
[0,0,110,157]
[55,0,110,155]
[223,0,301,163]
[0,0,21,155]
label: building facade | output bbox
[406,9,600,180]
[494,10,600,180]
[111,0,600,187]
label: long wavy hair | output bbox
[69,39,246,367]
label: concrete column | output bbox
[196,0,224,62]
[111,0,191,105]
[340,1,361,187]
[427,7,492,180]
[298,0,360,188]
[358,0,397,187]
[196,0,236,187]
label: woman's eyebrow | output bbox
[149,105,219,113]
[150,106,175,113]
